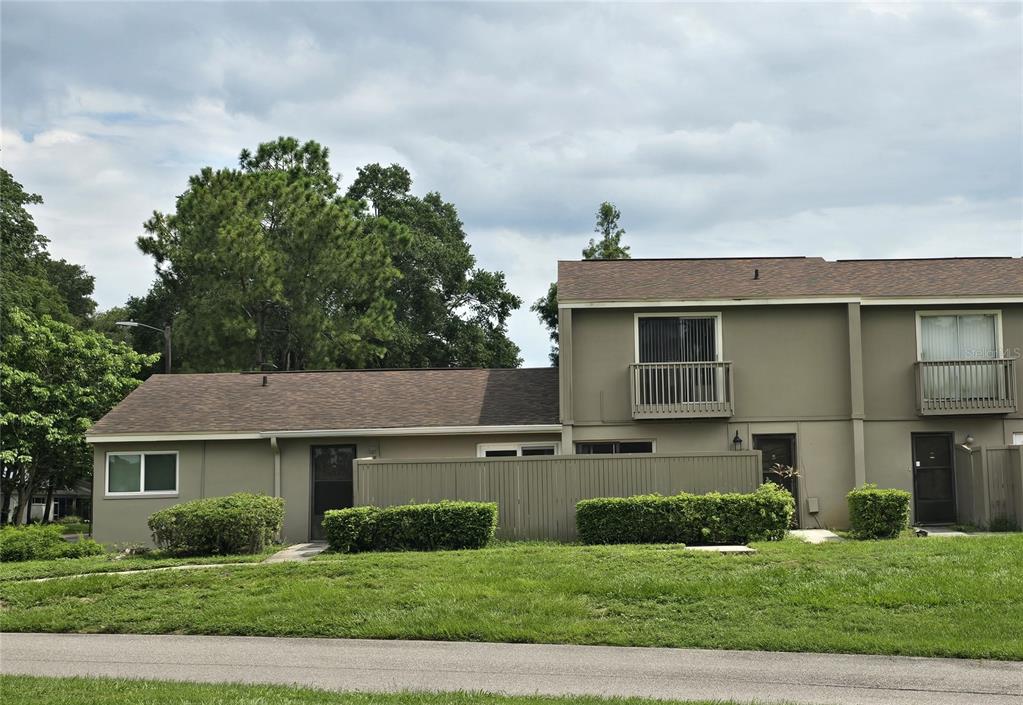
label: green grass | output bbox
[1,536,1020,659]
[0,676,758,705]
[0,549,276,582]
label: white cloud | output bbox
[1,1,1020,367]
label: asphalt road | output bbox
[2,633,1021,704]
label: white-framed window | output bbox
[916,310,1003,362]
[1012,433,1023,446]
[476,442,560,458]
[633,312,722,364]
[105,451,179,497]
[575,440,655,454]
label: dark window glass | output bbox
[575,441,652,454]
[144,454,177,492]
[618,441,654,454]
[521,446,556,456]
[484,449,518,457]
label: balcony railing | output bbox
[915,358,1017,416]
[629,361,734,419]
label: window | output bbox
[1013,433,1023,446]
[917,311,1004,401]
[106,452,178,496]
[575,441,654,454]
[918,312,1000,361]
[477,443,559,458]
[635,313,723,406]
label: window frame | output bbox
[574,440,657,454]
[633,311,723,364]
[476,442,560,458]
[914,310,1003,362]
[105,450,179,498]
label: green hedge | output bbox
[576,483,794,545]
[323,501,498,553]
[0,524,105,562]
[148,493,284,556]
[847,484,910,539]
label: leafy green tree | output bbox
[532,201,631,364]
[0,168,95,325]
[344,163,522,368]
[137,138,401,371]
[1,309,156,523]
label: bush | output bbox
[575,483,794,546]
[987,515,1020,533]
[323,501,498,553]
[148,493,284,556]
[847,484,911,539]
[0,524,105,562]
[55,515,85,526]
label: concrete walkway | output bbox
[264,542,327,563]
[790,529,843,544]
[2,633,1020,704]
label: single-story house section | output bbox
[86,368,560,543]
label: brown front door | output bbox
[310,444,357,540]
[911,433,956,525]
[753,434,799,528]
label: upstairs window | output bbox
[106,452,178,496]
[637,315,719,363]
[918,313,999,361]
[636,314,723,405]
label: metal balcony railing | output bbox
[915,358,1017,415]
[629,361,734,419]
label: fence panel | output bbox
[355,451,763,541]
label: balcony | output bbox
[915,358,1018,416]
[629,361,734,419]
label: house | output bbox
[87,256,1023,543]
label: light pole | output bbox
[116,321,172,374]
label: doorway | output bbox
[911,433,956,525]
[753,434,799,528]
[310,444,357,540]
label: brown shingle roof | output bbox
[557,257,1023,302]
[89,368,559,436]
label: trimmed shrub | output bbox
[323,501,498,553]
[148,493,284,556]
[847,484,911,539]
[576,483,794,546]
[55,515,84,526]
[0,524,105,562]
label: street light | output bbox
[116,321,172,374]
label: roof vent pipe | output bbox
[753,268,759,280]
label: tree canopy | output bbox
[532,201,631,364]
[137,138,401,371]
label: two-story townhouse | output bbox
[87,255,1022,543]
[557,257,1023,527]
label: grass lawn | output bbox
[0,676,764,705]
[1,536,1020,659]
[0,549,277,583]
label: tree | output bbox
[344,163,522,368]
[137,138,401,371]
[532,201,631,364]
[0,168,96,326]
[1,309,156,523]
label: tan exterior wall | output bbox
[92,432,560,546]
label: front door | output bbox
[911,433,956,525]
[310,444,357,540]
[753,434,799,528]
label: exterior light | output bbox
[732,431,743,451]
[115,320,173,374]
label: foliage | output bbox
[3,537,1022,659]
[345,163,523,368]
[54,515,85,526]
[137,138,400,372]
[0,524,104,562]
[323,501,498,553]
[575,483,794,545]
[147,493,284,556]
[1,308,156,523]
[0,168,95,325]
[987,515,1021,532]
[846,484,911,539]
[533,201,631,365]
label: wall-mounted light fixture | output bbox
[732,431,743,451]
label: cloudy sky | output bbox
[3,2,1021,366]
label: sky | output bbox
[2,2,1021,367]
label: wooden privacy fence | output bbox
[354,451,763,541]
[955,445,1023,529]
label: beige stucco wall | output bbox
[92,432,560,546]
